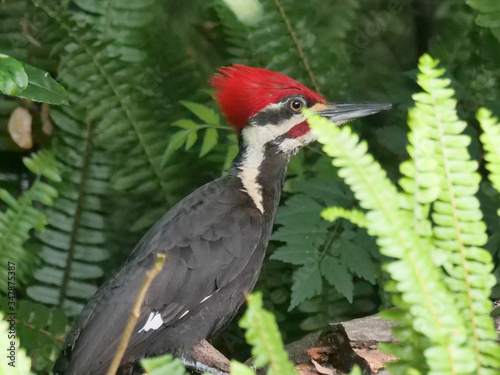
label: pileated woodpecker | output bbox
[54,65,390,375]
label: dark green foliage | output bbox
[0,150,61,292]
[1,1,500,374]
[16,300,67,372]
[0,311,32,374]
[270,187,378,309]
[160,101,237,169]
[468,0,500,43]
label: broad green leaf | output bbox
[173,119,198,129]
[290,263,322,310]
[0,55,67,104]
[340,240,377,284]
[20,63,69,105]
[186,130,200,150]
[200,128,218,157]
[160,130,190,168]
[320,255,354,302]
[0,54,28,95]
[181,101,219,125]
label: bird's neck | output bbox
[230,141,290,215]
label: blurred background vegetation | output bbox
[0,0,499,372]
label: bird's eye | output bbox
[290,100,303,111]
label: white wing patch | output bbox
[200,294,212,303]
[138,311,163,333]
[179,310,190,319]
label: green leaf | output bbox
[173,119,198,129]
[140,354,189,375]
[230,361,256,375]
[340,240,377,284]
[184,131,198,151]
[320,255,354,303]
[290,263,323,310]
[15,301,67,371]
[181,101,220,125]
[321,207,368,229]
[0,55,68,104]
[20,63,69,105]
[161,130,190,168]
[239,293,297,375]
[0,54,28,95]
[0,151,61,292]
[200,128,218,157]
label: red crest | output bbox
[210,65,325,129]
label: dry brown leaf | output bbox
[354,348,397,373]
[311,359,337,375]
[8,106,32,149]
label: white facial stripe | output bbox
[138,311,163,333]
[238,115,305,213]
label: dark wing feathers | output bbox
[56,176,263,375]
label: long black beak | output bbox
[312,102,392,124]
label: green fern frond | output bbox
[29,0,197,230]
[307,110,471,374]
[218,0,360,97]
[72,0,157,63]
[310,53,500,374]
[398,105,441,238]
[230,360,256,375]
[26,104,110,316]
[478,108,500,196]
[321,207,368,229]
[0,150,61,292]
[270,179,377,309]
[239,292,297,375]
[415,55,499,374]
[0,0,29,61]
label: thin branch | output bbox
[105,253,166,375]
[273,0,320,94]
